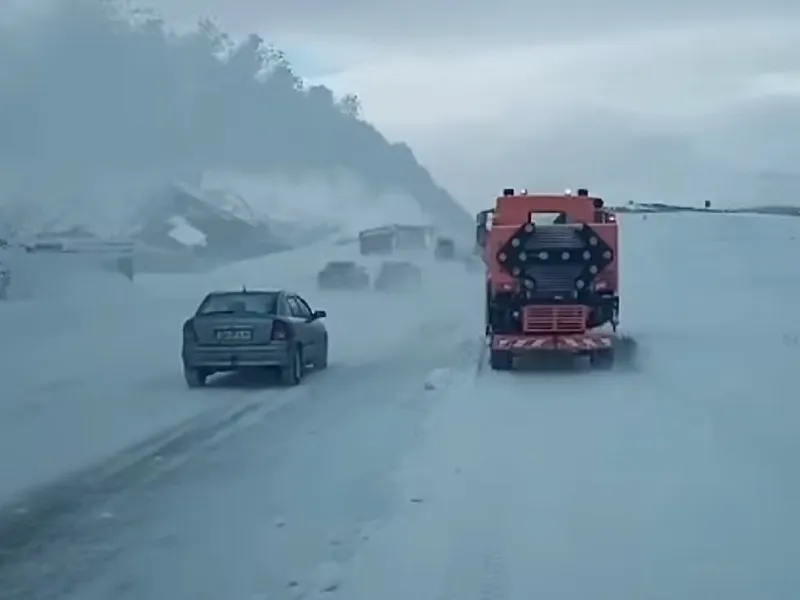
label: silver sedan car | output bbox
[181,289,328,388]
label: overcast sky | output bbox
[13,0,800,208]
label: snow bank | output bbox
[166,216,207,247]
[201,169,431,236]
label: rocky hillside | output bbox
[0,0,470,253]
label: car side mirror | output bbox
[311,310,326,320]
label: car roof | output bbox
[381,260,414,267]
[207,288,285,296]
[326,260,357,267]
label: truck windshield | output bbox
[530,211,570,224]
[327,262,356,270]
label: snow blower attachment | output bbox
[477,188,635,371]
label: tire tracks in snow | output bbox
[435,372,515,600]
[0,334,484,600]
[0,328,482,596]
[0,371,325,573]
[338,355,650,600]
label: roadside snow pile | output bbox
[129,184,286,260]
[0,174,437,266]
[165,216,207,247]
[200,170,433,237]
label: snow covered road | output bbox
[2,213,800,599]
[0,242,478,507]
[341,213,800,600]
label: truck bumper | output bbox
[491,333,614,353]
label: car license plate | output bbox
[215,328,253,341]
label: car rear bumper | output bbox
[183,342,291,369]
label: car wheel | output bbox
[280,345,304,386]
[317,339,329,370]
[184,366,207,388]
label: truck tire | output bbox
[590,349,615,370]
[489,349,513,371]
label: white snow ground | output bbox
[1,212,799,599]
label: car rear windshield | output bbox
[328,261,356,270]
[383,262,412,272]
[197,292,278,316]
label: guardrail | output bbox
[20,238,135,255]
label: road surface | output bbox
[1,214,798,600]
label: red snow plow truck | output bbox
[477,188,635,371]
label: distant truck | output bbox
[394,225,435,251]
[359,226,397,256]
[358,224,436,256]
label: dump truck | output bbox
[359,226,397,256]
[477,187,633,371]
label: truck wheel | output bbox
[490,349,513,371]
[184,366,207,388]
[590,349,615,370]
[281,346,304,386]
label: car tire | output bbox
[317,339,328,370]
[280,345,304,386]
[184,366,207,388]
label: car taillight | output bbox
[271,320,290,341]
[182,319,198,342]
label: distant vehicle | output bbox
[359,226,397,256]
[476,186,633,371]
[181,288,328,388]
[394,224,435,250]
[374,260,422,291]
[317,261,369,290]
[434,237,455,260]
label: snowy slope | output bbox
[1,212,799,599]
[0,172,463,260]
[200,170,439,237]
